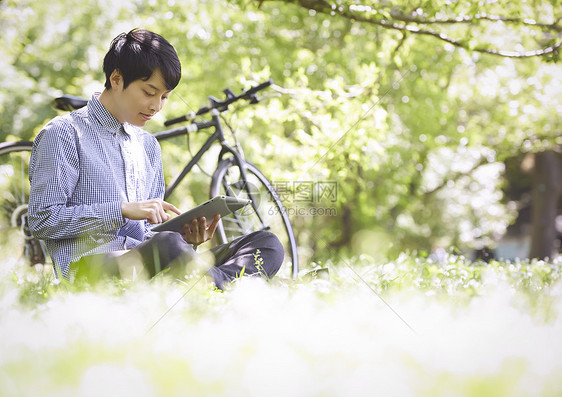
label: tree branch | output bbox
[338,7,561,58]
[388,10,562,33]
[257,0,562,58]
[422,156,489,198]
[391,31,408,59]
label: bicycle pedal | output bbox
[27,239,46,265]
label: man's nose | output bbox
[149,98,163,113]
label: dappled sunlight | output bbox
[78,364,155,397]
[1,0,562,395]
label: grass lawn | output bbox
[1,253,561,396]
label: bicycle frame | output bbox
[155,106,297,277]
[153,114,220,200]
[153,110,264,223]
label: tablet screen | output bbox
[151,196,251,233]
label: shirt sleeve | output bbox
[28,118,125,240]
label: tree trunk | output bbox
[329,205,353,249]
[529,150,562,259]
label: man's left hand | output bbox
[183,214,221,247]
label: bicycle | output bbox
[0,79,299,279]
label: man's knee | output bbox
[150,231,194,257]
[139,231,197,276]
[149,230,182,245]
[252,231,284,277]
[260,230,284,252]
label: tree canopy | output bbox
[1,0,561,262]
[252,0,561,58]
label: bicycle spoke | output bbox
[20,155,26,204]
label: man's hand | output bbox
[121,199,181,224]
[183,214,221,247]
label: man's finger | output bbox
[209,214,221,228]
[162,201,181,215]
[207,214,220,232]
[198,217,207,239]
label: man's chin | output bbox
[129,118,148,127]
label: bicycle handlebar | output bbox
[153,119,216,140]
[164,79,273,127]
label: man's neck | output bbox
[98,89,124,124]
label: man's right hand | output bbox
[121,198,181,224]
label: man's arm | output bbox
[28,120,125,240]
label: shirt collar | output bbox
[88,93,133,136]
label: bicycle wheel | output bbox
[210,157,299,279]
[0,141,47,265]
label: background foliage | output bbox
[2,3,562,394]
[1,0,561,264]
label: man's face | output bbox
[112,68,171,126]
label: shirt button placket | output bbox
[119,130,136,203]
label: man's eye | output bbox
[145,91,155,97]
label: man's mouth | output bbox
[140,113,153,121]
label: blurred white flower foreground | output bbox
[1,260,561,397]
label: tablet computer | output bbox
[151,195,252,233]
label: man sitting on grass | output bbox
[28,28,283,289]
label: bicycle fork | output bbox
[216,147,268,229]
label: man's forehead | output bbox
[146,82,170,92]
[145,69,171,92]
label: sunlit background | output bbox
[1,0,561,395]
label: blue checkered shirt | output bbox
[28,93,165,278]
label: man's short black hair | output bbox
[103,28,181,91]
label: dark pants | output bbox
[74,231,284,290]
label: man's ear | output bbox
[109,69,123,90]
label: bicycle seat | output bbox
[53,95,88,111]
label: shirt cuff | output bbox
[144,224,155,240]
[98,202,126,231]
